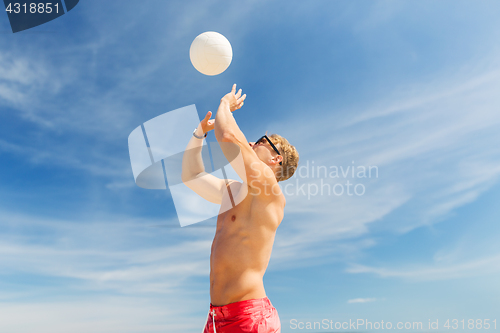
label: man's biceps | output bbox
[184,174,225,204]
[194,172,226,191]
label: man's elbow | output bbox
[216,130,236,143]
[181,171,189,184]
[181,170,196,184]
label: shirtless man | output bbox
[181,84,299,333]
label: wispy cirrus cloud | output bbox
[346,254,500,281]
[0,210,213,295]
[0,297,206,333]
[1,2,500,331]
[348,298,377,304]
[262,55,500,269]
[0,208,215,332]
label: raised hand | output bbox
[200,111,215,134]
[221,84,247,112]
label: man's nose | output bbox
[249,142,255,147]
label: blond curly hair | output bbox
[267,133,299,182]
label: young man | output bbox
[182,84,299,333]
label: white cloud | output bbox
[346,254,500,281]
[1,7,500,331]
[348,298,377,304]
[0,210,213,295]
[0,297,207,333]
[256,52,500,272]
[0,0,276,193]
[0,208,216,332]
[269,182,409,269]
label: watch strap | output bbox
[193,128,207,139]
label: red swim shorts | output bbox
[202,297,281,333]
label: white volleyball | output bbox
[189,31,233,76]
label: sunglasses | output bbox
[256,135,282,165]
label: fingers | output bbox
[235,101,244,110]
[204,111,212,120]
[238,93,246,103]
[236,88,242,99]
[229,84,246,110]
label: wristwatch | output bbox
[193,128,207,139]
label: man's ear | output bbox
[273,155,283,165]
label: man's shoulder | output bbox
[245,180,285,203]
[228,180,285,213]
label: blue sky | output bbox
[1,0,500,332]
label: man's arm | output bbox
[181,111,229,204]
[214,84,280,195]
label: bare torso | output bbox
[210,181,285,306]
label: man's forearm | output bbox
[214,100,244,143]
[181,125,206,181]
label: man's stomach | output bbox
[209,231,272,306]
[209,209,277,306]
[210,265,266,306]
